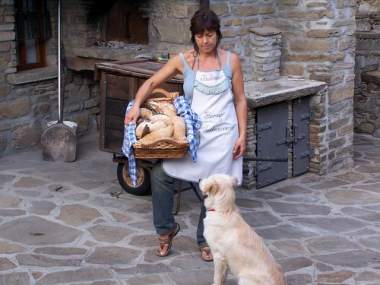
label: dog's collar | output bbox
[207,208,216,212]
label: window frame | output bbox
[15,0,47,71]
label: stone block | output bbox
[0,41,10,51]
[153,18,190,44]
[306,28,340,38]
[329,117,350,130]
[0,272,30,285]
[309,72,331,83]
[33,103,50,116]
[168,3,198,19]
[210,2,229,16]
[281,63,305,76]
[0,97,30,119]
[244,17,260,26]
[329,84,354,105]
[283,9,332,20]
[289,38,336,52]
[11,123,41,150]
[70,112,89,134]
[84,98,99,109]
[35,267,113,285]
[356,122,375,133]
[278,0,299,5]
[4,16,15,23]
[232,4,259,16]
[0,23,14,31]
[285,52,345,62]
[306,1,330,8]
[0,31,14,41]
[339,37,355,51]
[222,18,242,27]
[338,123,353,136]
[329,137,346,149]
[222,28,241,38]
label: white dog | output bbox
[200,174,286,285]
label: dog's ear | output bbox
[203,179,219,195]
[230,176,238,187]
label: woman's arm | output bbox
[231,53,248,159]
[124,55,182,124]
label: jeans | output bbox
[151,162,207,247]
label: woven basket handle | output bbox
[151,88,179,102]
[152,88,172,98]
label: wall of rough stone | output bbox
[1,0,357,176]
[0,0,99,156]
[61,0,277,80]
[354,9,380,135]
[273,0,356,172]
[359,0,380,13]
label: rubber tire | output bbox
[117,163,151,196]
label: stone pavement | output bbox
[1,132,380,285]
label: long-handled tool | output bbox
[41,0,77,162]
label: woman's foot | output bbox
[199,245,213,262]
[155,223,180,257]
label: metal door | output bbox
[292,97,310,176]
[256,102,289,188]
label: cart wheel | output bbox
[117,163,151,196]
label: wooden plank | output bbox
[106,74,136,100]
[105,114,124,131]
[106,97,129,117]
[99,73,107,152]
[105,129,124,153]
[95,60,184,83]
[138,78,183,93]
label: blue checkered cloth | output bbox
[173,96,201,161]
[122,97,201,187]
[122,101,138,186]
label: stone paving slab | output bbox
[1,133,380,285]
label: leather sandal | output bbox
[155,223,180,257]
[199,245,213,262]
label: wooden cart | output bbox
[95,60,184,195]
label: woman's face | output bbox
[194,30,218,54]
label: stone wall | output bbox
[359,0,380,13]
[1,0,357,177]
[354,11,380,136]
[61,0,277,80]
[273,0,356,172]
[0,0,98,156]
[355,70,380,136]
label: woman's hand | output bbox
[124,105,140,125]
[233,136,246,160]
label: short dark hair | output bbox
[190,9,222,53]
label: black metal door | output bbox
[256,102,289,188]
[292,97,310,176]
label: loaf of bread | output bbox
[134,89,187,146]
[171,116,186,141]
[140,108,153,120]
[138,125,174,145]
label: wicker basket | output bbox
[134,138,188,159]
[133,88,189,159]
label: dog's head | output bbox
[199,174,237,212]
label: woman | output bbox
[124,9,247,261]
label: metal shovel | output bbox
[41,0,77,162]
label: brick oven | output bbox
[0,0,359,191]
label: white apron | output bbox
[163,68,243,185]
